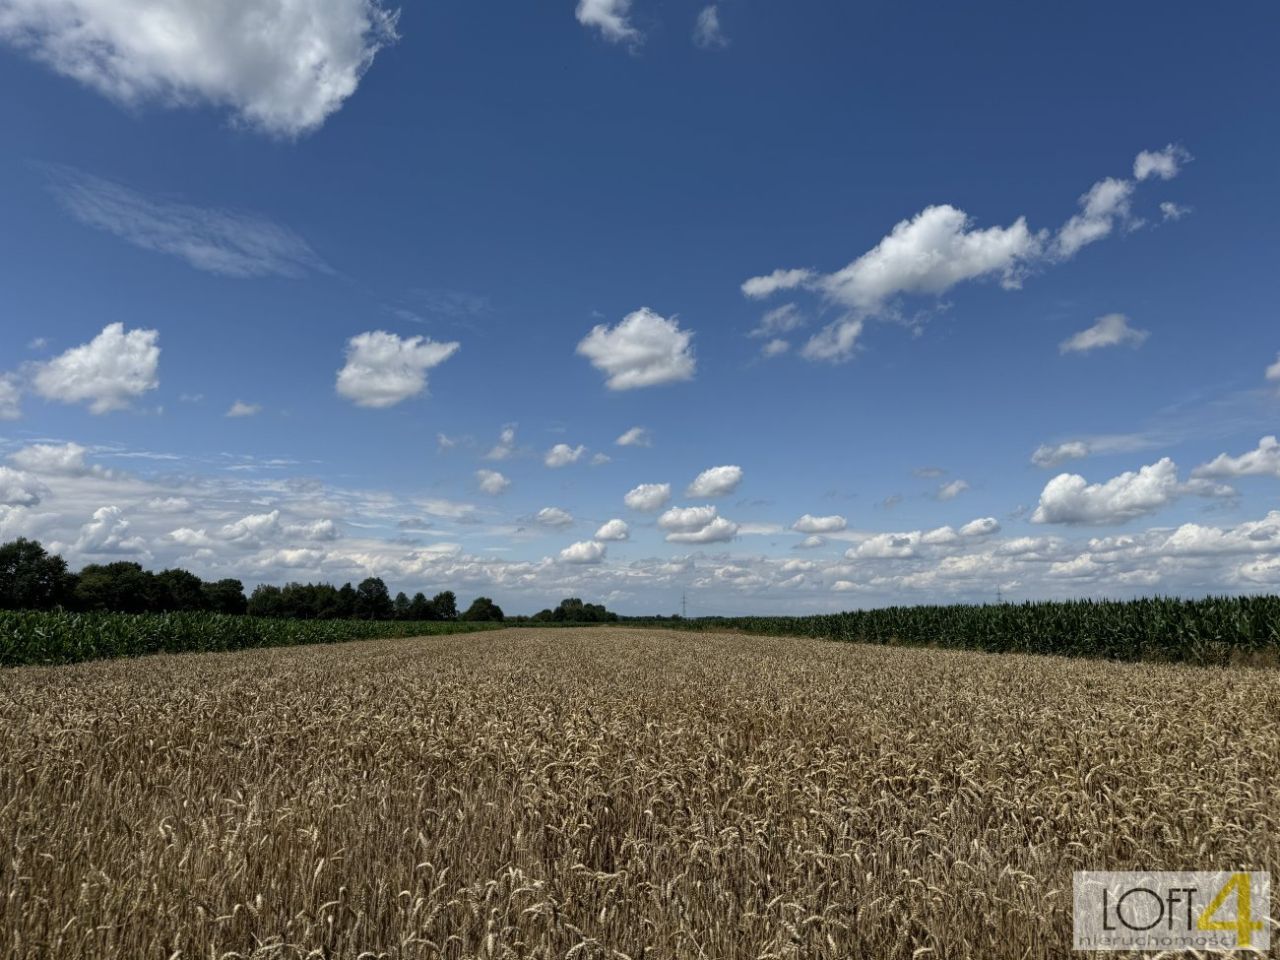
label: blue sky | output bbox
[1,0,1278,614]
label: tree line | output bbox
[0,538,507,621]
[530,598,619,623]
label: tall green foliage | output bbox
[0,611,502,667]
[645,596,1280,666]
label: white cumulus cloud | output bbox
[1059,313,1149,354]
[577,308,696,390]
[74,505,147,555]
[33,322,159,414]
[741,268,815,299]
[0,467,46,507]
[665,515,738,544]
[759,205,1041,363]
[937,479,969,501]
[761,338,791,358]
[575,0,638,44]
[220,510,281,546]
[545,443,586,468]
[289,518,338,541]
[616,426,652,447]
[922,526,960,546]
[686,464,742,498]
[1267,354,1280,383]
[0,376,20,420]
[659,505,719,532]
[1053,178,1134,260]
[959,517,1000,537]
[1032,441,1092,469]
[0,0,399,136]
[9,442,102,477]
[335,331,459,408]
[1193,436,1280,480]
[1031,458,1204,525]
[485,424,517,460]
[226,401,260,418]
[849,532,921,560]
[594,518,629,541]
[476,469,510,496]
[792,514,847,534]
[624,482,671,512]
[742,150,1183,365]
[1134,144,1191,181]
[822,205,1040,311]
[559,539,606,564]
[535,506,575,529]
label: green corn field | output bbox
[649,595,1280,666]
[6,595,1280,669]
[0,611,502,668]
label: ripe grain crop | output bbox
[2,628,1277,958]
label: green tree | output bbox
[431,590,458,621]
[74,562,162,613]
[155,568,208,611]
[336,583,358,618]
[408,591,434,620]
[311,583,346,620]
[393,591,411,620]
[461,596,504,621]
[355,577,393,620]
[0,538,76,610]
[203,579,247,615]
[550,597,617,622]
[247,584,285,618]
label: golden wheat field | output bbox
[1,628,1277,959]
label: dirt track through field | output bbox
[2,628,1277,958]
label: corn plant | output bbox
[0,610,502,667]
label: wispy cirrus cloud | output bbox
[1031,433,1158,469]
[693,5,728,48]
[45,165,329,278]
